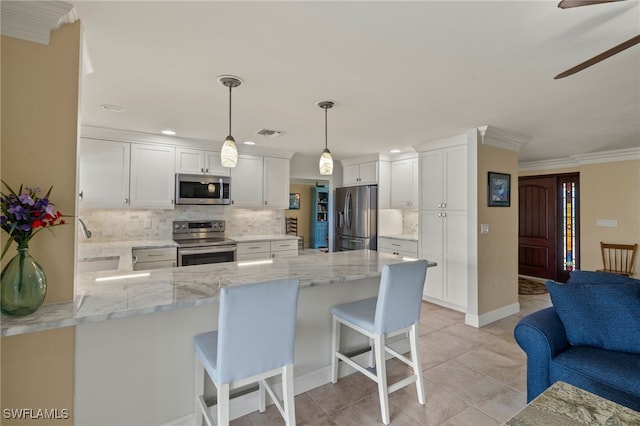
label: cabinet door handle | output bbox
[79,190,84,200]
[264,200,268,205]
[124,198,129,204]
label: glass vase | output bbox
[1,247,47,316]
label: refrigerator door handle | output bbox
[345,191,352,229]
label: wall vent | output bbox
[256,129,285,137]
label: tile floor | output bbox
[230,292,552,426]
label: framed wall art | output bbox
[488,172,511,207]
[289,193,301,210]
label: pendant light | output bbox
[218,75,243,168]
[317,100,334,176]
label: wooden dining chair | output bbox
[286,217,304,250]
[598,242,638,277]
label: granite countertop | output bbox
[379,234,419,242]
[1,250,436,337]
[506,381,640,425]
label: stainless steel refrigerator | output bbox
[334,185,377,251]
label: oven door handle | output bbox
[179,246,236,256]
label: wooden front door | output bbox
[519,176,558,280]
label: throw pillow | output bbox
[567,270,640,286]
[546,280,640,354]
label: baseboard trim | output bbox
[465,302,520,328]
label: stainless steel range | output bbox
[172,220,236,267]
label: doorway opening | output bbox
[518,173,580,283]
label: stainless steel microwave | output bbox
[175,174,231,205]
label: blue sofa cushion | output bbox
[567,270,640,286]
[551,346,640,412]
[546,280,640,354]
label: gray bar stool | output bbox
[194,278,300,426]
[330,260,428,425]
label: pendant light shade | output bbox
[218,75,243,168]
[317,100,334,176]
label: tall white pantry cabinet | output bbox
[418,141,468,312]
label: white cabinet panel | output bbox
[130,144,175,209]
[263,157,290,208]
[79,139,130,209]
[343,161,378,186]
[231,155,290,209]
[230,155,264,207]
[176,148,229,176]
[391,158,418,209]
[420,210,467,310]
[420,146,467,211]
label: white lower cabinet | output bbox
[378,237,418,259]
[236,239,298,261]
[270,240,298,258]
[420,210,467,310]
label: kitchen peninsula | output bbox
[1,250,436,426]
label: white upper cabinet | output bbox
[391,158,419,209]
[343,161,378,186]
[79,138,131,208]
[230,154,264,207]
[263,157,290,208]
[175,148,229,176]
[419,145,467,211]
[230,155,290,208]
[130,144,176,209]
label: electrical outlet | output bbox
[144,219,152,229]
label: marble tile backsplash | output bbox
[79,206,284,242]
[403,210,418,236]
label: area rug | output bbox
[518,277,549,295]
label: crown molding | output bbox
[479,125,530,152]
[518,147,640,171]
[518,158,579,172]
[571,147,640,165]
[1,1,76,45]
[413,133,467,153]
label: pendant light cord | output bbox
[324,106,328,149]
[228,84,232,135]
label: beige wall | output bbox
[1,22,81,425]
[477,145,519,315]
[285,183,313,247]
[518,159,640,277]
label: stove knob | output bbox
[174,224,180,229]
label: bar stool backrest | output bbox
[216,278,300,384]
[374,260,428,334]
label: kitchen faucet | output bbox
[78,218,92,239]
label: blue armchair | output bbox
[514,271,640,412]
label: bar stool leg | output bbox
[216,383,230,426]
[368,337,375,368]
[194,355,205,426]
[283,364,296,426]
[331,317,341,383]
[409,324,425,405]
[258,380,266,413]
[374,334,390,425]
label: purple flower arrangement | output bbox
[1,181,66,258]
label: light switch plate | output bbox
[480,224,489,234]
[596,219,617,228]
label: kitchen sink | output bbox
[78,256,120,273]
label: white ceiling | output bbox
[71,0,640,163]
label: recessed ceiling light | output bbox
[161,129,176,135]
[390,149,401,153]
[244,141,255,145]
[100,104,125,112]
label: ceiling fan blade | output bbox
[554,34,640,79]
[558,0,622,9]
